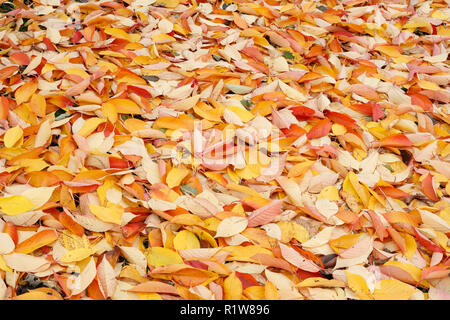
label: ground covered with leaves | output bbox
[0,0,449,300]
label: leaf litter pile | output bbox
[0,0,449,301]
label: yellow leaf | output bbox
[244,286,265,300]
[264,281,280,300]
[318,186,340,201]
[99,50,127,58]
[61,248,96,263]
[166,166,189,188]
[404,233,417,261]
[104,27,132,41]
[227,106,255,123]
[417,80,441,91]
[235,164,260,180]
[431,10,448,20]
[223,245,272,262]
[77,118,107,137]
[89,203,123,225]
[173,230,200,250]
[194,102,222,122]
[347,171,370,207]
[190,226,218,248]
[297,277,346,288]
[102,101,118,123]
[12,288,63,300]
[277,221,309,243]
[226,184,266,199]
[4,126,23,148]
[170,214,205,227]
[0,255,12,272]
[138,293,162,300]
[224,272,243,300]
[103,99,142,115]
[151,33,176,44]
[147,247,183,267]
[15,81,38,105]
[65,68,90,79]
[332,123,347,135]
[0,195,35,215]
[124,118,148,132]
[154,0,180,9]
[329,234,362,253]
[373,279,415,300]
[60,230,92,251]
[346,272,373,300]
[375,46,401,58]
[287,160,314,178]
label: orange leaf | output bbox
[247,200,282,227]
[420,266,450,281]
[128,281,179,295]
[422,174,439,201]
[29,94,47,117]
[224,272,243,300]
[14,230,58,254]
[410,93,433,111]
[12,288,63,300]
[58,210,85,237]
[323,110,359,130]
[377,186,410,199]
[306,118,332,139]
[373,134,413,148]
[367,210,387,241]
[387,228,406,255]
[25,171,61,187]
[10,52,30,65]
[15,80,38,105]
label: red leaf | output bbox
[43,37,57,51]
[72,31,83,44]
[371,102,384,121]
[297,269,324,281]
[306,118,332,139]
[324,110,358,130]
[109,157,132,169]
[235,271,259,290]
[185,260,209,270]
[414,228,444,253]
[350,102,384,121]
[10,52,30,65]
[122,222,146,239]
[128,85,152,98]
[291,105,315,120]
